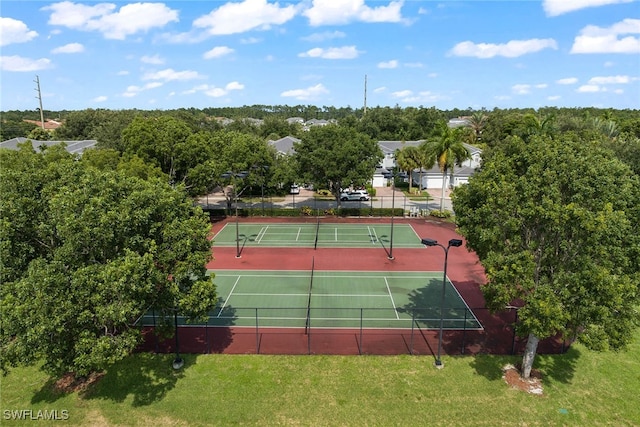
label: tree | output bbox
[421,121,471,211]
[294,125,382,204]
[395,145,420,194]
[0,146,217,377]
[452,135,640,378]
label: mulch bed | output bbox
[502,364,544,395]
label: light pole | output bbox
[388,170,396,260]
[420,237,463,368]
[172,308,184,369]
[221,171,249,258]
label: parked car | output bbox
[290,184,300,194]
[340,190,370,201]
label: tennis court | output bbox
[212,222,424,249]
[143,268,482,331]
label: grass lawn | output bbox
[1,331,639,426]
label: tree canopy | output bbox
[0,144,216,377]
[293,125,382,202]
[452,135,640,378]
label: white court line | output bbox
[296,227,302,241]
[334,228,338,241]
[255,226,266,243]
[384,277,400,319]
[217,276,241,317]
[259,225,269,243]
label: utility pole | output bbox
[363,74,367,116]
[34,75,45,129]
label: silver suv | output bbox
[340,190,370,201]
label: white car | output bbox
[340,190,370,201]
[290,185,300,194]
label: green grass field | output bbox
[2,330,639,426]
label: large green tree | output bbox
[0,145,216,377]
[452,135,640,378]
[293,125,382,203]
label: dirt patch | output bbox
[53,371,105,394]
[502,364,544,395]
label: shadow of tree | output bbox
[30,353,185,407]
[81,353,186,406]
[469,343,581,384]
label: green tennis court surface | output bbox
[212,222,424,248]
[143,270,482,330]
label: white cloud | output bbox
[122,81,164,97]
[302,31,346,42]
[374,86,387,93]
[303,0,405,26]
[556,77,578,85]
[577,84,604,92]
[535,83,548,89]
[0,17,38,46]
[404,62,424,68]
[547,95,561,101]
[391,89,413,98]
[390,89,446,103]
[281,83,329,100]
[0,55,52,72]
[117,70,129,76]
[43,2,178,40]
[203,46,235,59]
[51,42,84,54]
[588,75,631,84]
[450,38,558,58]
[378,59,398,69]
[141,55,164,64]
[241,37,262,44]
[543,0,632,17]
[512,84,532,95]
[182,82,244,98]
[299,46,360,59]
[93,95,108,102]
[571,19,640,53]
[194,0,296,35]
[142,68,204,81]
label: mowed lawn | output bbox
[2,331,639,426]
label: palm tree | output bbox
[395,146,419,194]
[421,121,471,211]
[465,111,488,143]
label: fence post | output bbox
[511,307,519,355]
[255,308,259,355]
[410,309,415,355]
[359,308,363,355]
[461,309,467,355]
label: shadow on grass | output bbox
[82,353,187,406]
[30,353,186,406]
[469,344,581,384]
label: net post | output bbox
[461,309,468,355]
[255,308,260,355]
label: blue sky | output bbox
[1,0,639,112]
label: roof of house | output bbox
[377,140,424,155]
[0,137,98,155]
[268,135,300,155]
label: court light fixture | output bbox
[420,237,464,368]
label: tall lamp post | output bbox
[222,171,249,258]
[420,237,463,368]
[388,170,396,260]
[172,307,184,369]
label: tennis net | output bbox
[313,216,321,249]
[305,256,315,334]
